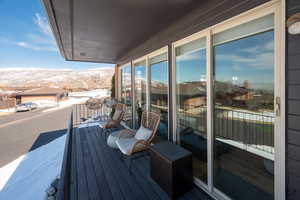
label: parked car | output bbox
[15,102,38,112]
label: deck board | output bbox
[80,128,101,200]
[75,128,89,200]
[84,127,114,200]
[68,125,212,200]
[92,126,149,200]
[70,126,77,200]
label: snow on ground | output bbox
[43,97,88,113]
[43,89,111,113]
[69,89,110,98]
[0,108,15,113]
[0,135,66,200]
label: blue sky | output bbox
[0,0,113,70]
[176,30,274,91]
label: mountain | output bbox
[0,67,114,91]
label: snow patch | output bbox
[43,97,88,113]
[0,135,66,200]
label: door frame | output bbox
[171,0,285,199]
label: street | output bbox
[0,107,72,167]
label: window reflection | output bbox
[121,65,133,128]
[134,61,147,128]
[150,53,168,141]
[175,39,208,183]
[213,30,274,200]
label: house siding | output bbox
[287,0,300,199]
[117,0,300,199]
[21,96,58,104]
[117,0,270,64]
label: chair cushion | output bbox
[134,126,152,141]
[116,138,139,155]
[98,121,107,128]
[107,130,123,148]
[112,110,122,121]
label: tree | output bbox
[111,73,115,98]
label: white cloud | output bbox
[176,52,201,62]
[16,42,29,47]
[216,52,273,70]
[216,39,274,70]
[4,13,58,52]
[33,13,53,37]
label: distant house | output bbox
[15,87,67,105]
[0,93,16,109]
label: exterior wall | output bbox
[21,95,58,104]
[286,1,300,199]
[117,0,270,64]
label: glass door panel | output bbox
[213,15,275,200]
[150,53,168,141]
[175,37,208,183]
[134,60,147,128]
[121,65,133,128]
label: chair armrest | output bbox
[118,129,136,139]
[104,119,120,128]
[131,140,149,154]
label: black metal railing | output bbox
[72,103,112,125]
[177,105,274,155]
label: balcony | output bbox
[57,104,212,200]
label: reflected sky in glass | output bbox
[151,61,168,84]
[176,49,206,83]
[214,31,274,91]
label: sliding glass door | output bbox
[149,52,168,141]
[134,60,147,128]
[212,14,275,200]
[120,64,133,128]
[172,7,283,199]
[175,37,208,183]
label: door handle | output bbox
[275,96,280,117]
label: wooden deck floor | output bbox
[68,125,212,200]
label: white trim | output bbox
[211,2,278,35]
[274,1,286,199]
[117,66,122,101]
[131,61,136,129]
[147,47,170,140]
[132,46,170,135]
[206,29,213,192]
[119,62,131,69]
[147,46,168,59]
[173,30,208,48]
[171,43,177,143]
[171,1,285,200]
[146,57,150,112]
[133,56,147,65]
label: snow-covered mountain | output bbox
[0,67,114,90]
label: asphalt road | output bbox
[0,106,72,167]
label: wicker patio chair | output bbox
[116,111,160,171]
[100,103,125,138]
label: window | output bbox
[175,37,208,183]
[120,64,133,128]
[213,14,275,200]
[150,52,169,141]
[134,60,147,127]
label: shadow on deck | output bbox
[65,125,212,200]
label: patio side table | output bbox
[149,141,193,199]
